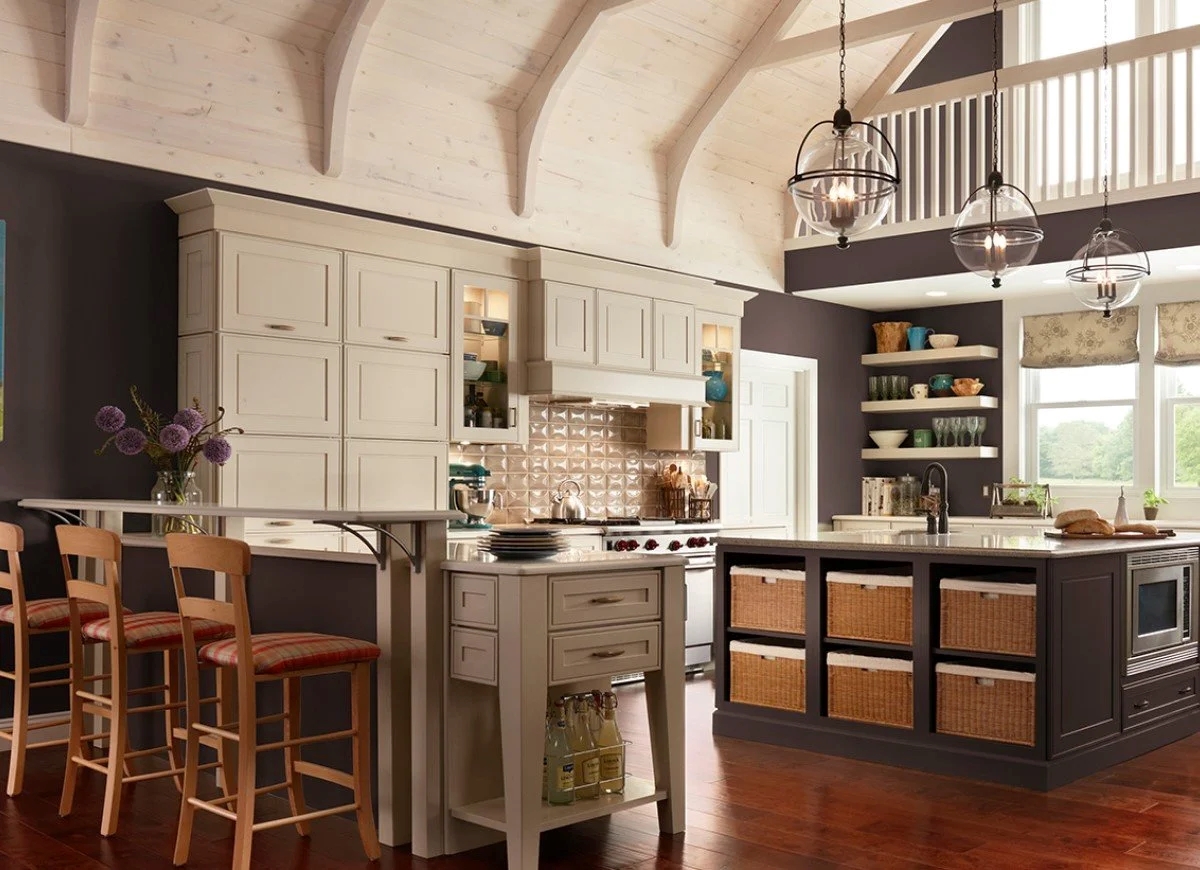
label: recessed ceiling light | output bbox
[1177,264,1200,272]
[925,290,948,297]
[1043,278,1067,285]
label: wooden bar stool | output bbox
[56,525,236,836]
[166,533,381,870]
[0,521,114,796]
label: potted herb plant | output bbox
[1143,489,1168,521]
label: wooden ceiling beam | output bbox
[852,23,946,118]
[516,0,652,218]
[664,0,817,249]
[756,0,1036,72]
[65,0,100,126]
[323,0,387,177]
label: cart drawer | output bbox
[549,624,661,684]
[549,571,660,628]
[1123,667,1199,729]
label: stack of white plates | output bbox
[477,528,570,560]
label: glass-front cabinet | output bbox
[646,310,740,453]
[451,270,528,444]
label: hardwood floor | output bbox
[7,676,1200,868]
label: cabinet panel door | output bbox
[179,233,215,335]
[219,234,342,340]
[542,282,595,364]
[344,346,448,440]
[344,440,448,511]
[217,435,342,535]
[597,290,652,371]
[653,300,696,375]
[219,335,341,436]
[345,254,450,352]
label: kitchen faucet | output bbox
[921,462,950,534]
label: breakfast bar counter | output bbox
[715,532,1200,790]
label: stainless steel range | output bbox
[532,517,718,669]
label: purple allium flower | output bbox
[173,407,205,436]
[95,405,126,433]
[159,423,191,453]
[114,428,147,456]
[202,436,233,466]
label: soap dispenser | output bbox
[1114,486,1129,528]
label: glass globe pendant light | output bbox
[950,0,1043,287]
[1065,0,1150,318]
[787,0,899,249]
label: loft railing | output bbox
[788,25,1200,245]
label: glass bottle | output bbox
[594,692,624,794]
[472,389,491,428]
[544,700,575,805]
[567,695,600,799]
[464,386,478,428]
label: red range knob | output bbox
[614,540,627,552]
[695,536,708,547]
[686,537,697,547]
[668,540,683,551]
[626,539,641,551]
[644,539,659,551]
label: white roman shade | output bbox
[1155,301,1200,365]
[1021,309,1139,368]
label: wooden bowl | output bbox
[951,380,984,396]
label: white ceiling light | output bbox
[925,290,948,297]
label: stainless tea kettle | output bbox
[551,479,587,521]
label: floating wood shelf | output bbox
[862,447,999,460]
[862,345,999,367]
[862,396,998,414]
[450,775,663,834]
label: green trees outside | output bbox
[1175,404,1200,487]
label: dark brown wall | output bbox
[898,14,999,93]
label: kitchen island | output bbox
[715,530,1200,790]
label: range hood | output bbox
[524,361,706,407]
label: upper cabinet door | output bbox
[345,253,450,352]
[344,346,449,441]
[219,234,342,341]
[541,282,595,364]
[219,334,342,436]
[597,290,652,371]
[216,434,342,534]
[653,300,696,375]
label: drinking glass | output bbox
[868,376,880,401]
[932,417,946,447]
[965,415,980,447]
[884,375,897,400]
[948,417,963,447]
[977,415,988,446]
[898,376,909,399]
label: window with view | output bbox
[1024,365,1137,487]
[1162,367,1200,490]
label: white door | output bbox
[344,254,450,352]
[219,334,342,436]
[596,290,652,371]
[344,346,449,441]
[217,434,342,535]
[344,440,448,511]
[720,351,817,538]
[652,300,695,375]
[218,234,342,341]
[541,282,595,364]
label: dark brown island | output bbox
[714,530,1200,790]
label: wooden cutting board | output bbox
[1044,529,1176,540]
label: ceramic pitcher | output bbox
[907,326,935,351]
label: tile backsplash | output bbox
[452,403,705,523]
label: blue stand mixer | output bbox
[448,463,498,529]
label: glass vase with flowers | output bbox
[95,386,243,536]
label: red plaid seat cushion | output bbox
[198,632,381,675]
[82,611,234,649]
[0,599,117,631]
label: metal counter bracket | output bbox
[27,508,89,527]
[314,521,421,571]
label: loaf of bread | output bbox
[1115,523,1158,535]
[1065,517,1115,536]
[1054,508,1101,529]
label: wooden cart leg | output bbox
[645,564,686,835]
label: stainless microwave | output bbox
[1126,548,1200,676]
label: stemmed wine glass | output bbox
[948,417,963,447]
[965,416,980,447]
[932,417,946,448]
[977,415,988,447]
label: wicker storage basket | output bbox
[826,571,913,644]
[940,578,1036,657]
[936,663,1036,746]
[729,641,806,712]
[827,652,913,728]
[729,567,806,635]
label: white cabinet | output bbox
[452,271,527,444]
[218,234,342,341]
[536,282,594,364]
[344,253,450,353]
[344,439,448,511]
[344,346,448,441]
[653,300,696,375]
[217,435,342,534]
[219,334,341,436]
[596,290,652,371]
[179,234,216,335]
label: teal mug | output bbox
[907,326,935,351]
[913,429,934,448]
[929,373,954,393]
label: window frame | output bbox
[1159,366,1200,498]
[1013,0,1175,65]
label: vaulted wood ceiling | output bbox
[1,0,948,290]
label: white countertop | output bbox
[19,498,463,524]
[442,548,685,575]
[833,514,1054,526]
[448,524,602,539]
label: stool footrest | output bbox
[209,781,290,808]
[252,803,359,833]
[257,728,355,754]
[29,677,72,689]
[293,760,354,789]
[192,722,239,742]
[187,796,238,822]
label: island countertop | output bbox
[443,547,685,575]
[718,529,1200,558]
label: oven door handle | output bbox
[686,559,716,571]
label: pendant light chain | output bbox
[838,0,847,109]
[1102,0,1110,217]
[991,0,1000,173]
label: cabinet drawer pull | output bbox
[266,520,294,527]
[265,323,296,331]
[1133,700,1151,710]
[384,335,409,342]
[693,418,702,438]
[589,596,625,605]
[589,649,626,659]
[266,538,293,545]
[509,406,517,427]
[1181,686,1195,696]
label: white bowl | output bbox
[928,334,960,349]
[463,360,487,380]
[869,429,909,449]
